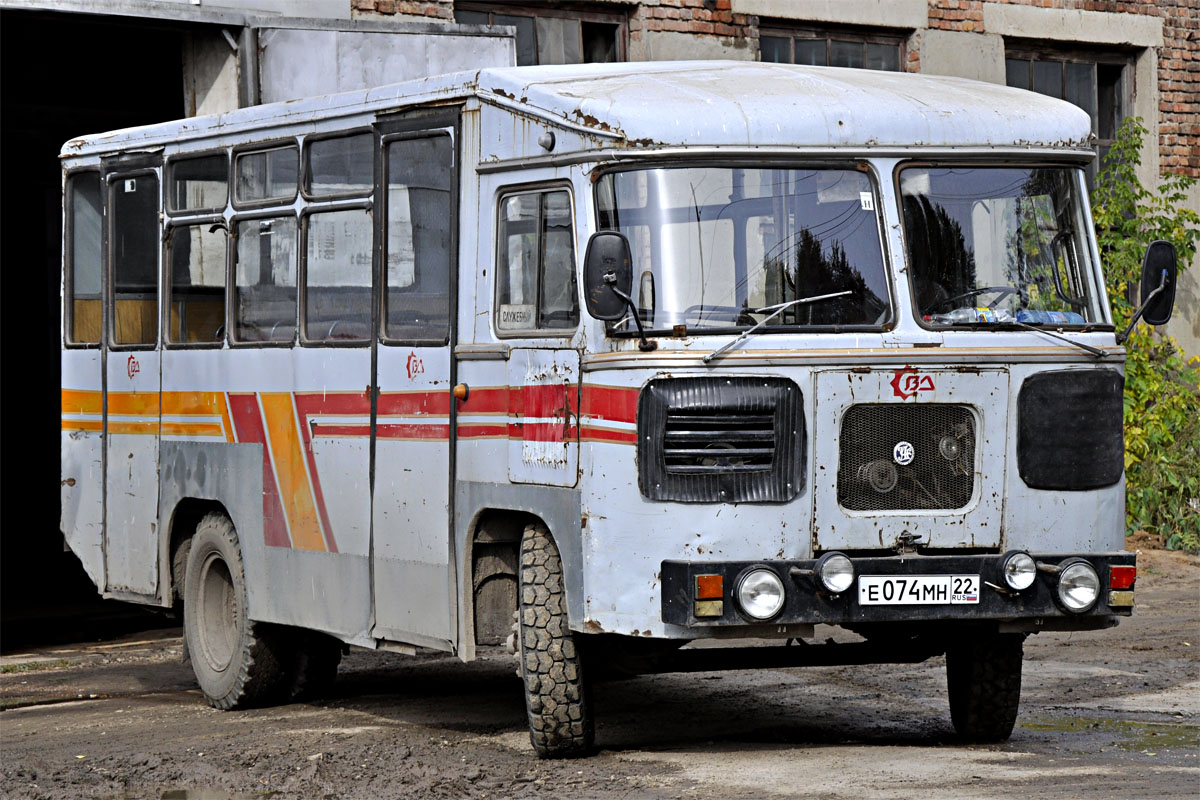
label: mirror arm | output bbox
[605,274,656,351]
[1116,268,1167,345]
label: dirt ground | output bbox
[2,543,1197,800]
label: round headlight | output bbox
[1002,551,1037,591]
[736,568,785,620]
[1057,561,1100,612]
[816,552,855,594]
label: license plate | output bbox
[858,575,980,605]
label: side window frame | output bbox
[493,181,579,339]
[164,149,230,217]
[232,139,300,211]
[106,168,162,351]
[64,168,104,348]
[229,209,300,348]
[163,215,229,348]
[299,197,375,347]
[302,129,376,202]
[380,127,457,347]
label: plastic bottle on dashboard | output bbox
[931,307,1015,324]
[1016,309,1086,325]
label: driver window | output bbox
[494,187,579,334]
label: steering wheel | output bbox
[923,286,1020,315]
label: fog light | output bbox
[1001,551,1037,591]
[1057,560,1100,612]
[816,552,854,594]
[736,568,785,620]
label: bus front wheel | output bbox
[516,523,594,757]
[183,512,293,709]
[946,633,1024,742]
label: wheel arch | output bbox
[454,483,584,662]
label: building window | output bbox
[456,3,625,66]
[1005,47,1131,183]
[759,25,904,71]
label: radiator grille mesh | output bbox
[838,404,975,511]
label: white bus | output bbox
[60,61,1176,757]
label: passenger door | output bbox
[103,165,163,598]
[371,114,459,648]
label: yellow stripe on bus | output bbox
[108,392,161,416]
[259,392,326,553]
[62,389,102,415]
[61,419,102,432]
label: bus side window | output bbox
[384,134,452,343]
[110,174,160,346]
[167,223,228,344]
[233,216,297,343]
[66,172,103,344]
[495,188,578,333]
[303,207,372,342]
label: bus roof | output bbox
[62,61,1094,159]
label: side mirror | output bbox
[582,231,633,321]
[1139,239,1177,326]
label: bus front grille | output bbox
[837,404,975,511]
[639,377,803,503]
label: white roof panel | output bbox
[62,61,1094,158]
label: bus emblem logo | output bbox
[890,366,933,400]
[406,351,425,380]
[893,441,915,465]
[127,354,140,379]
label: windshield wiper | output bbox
[1003,321,1106,358]
[703,290,852,363]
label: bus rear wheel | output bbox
[516,523,593,757]
[946,633,1024,742]
[183,512,292,709]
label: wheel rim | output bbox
[196,551,238,674]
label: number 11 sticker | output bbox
[859,192,874,211]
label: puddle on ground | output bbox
[159,792,277,800]
[1022,715,1200,752]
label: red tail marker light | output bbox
[1109,565,1136,590]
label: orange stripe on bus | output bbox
[160,422,225,437]
[107,392,161,416]
[62,389,102,415]
[108,420,160,435]
[61,419,102,432]
[259,392,326,553]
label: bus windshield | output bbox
[900,165,1105,327]
[596,165,891,333]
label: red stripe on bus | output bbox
[581,385,638,424]
[580,427,638,444]
[227,393,291,549]
[377,390,451,416]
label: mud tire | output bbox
[516,523,593,757]
[946,634,1024,742]
[182,512,293,710]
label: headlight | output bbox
[1057,560,1100,612]
[815,552,855,594]
[736,568,785,620]
[1001,551,1037,591]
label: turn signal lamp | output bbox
[1109,565,1136,590]
[694,574,724,618]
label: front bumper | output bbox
[661,552,1135,628]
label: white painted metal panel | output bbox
[507,349,579,488]
[372,343,454,645]
[61,348,105,588]
[810,367,1008,551]
[104,348,161,596]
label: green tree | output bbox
[1092,117,1200,550]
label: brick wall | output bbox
[347,0,1196,176]
[628,0,757,47]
